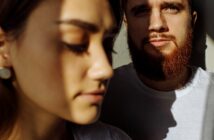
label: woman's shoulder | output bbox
[72,121,131,140]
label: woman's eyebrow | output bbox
[56,19,99,33]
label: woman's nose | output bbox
[87,42,113,81]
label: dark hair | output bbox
[0,0,42,137]
[109,0,123,33]
[190,0,206,69]
[0,0,41,38]
[0,0,123,138]
[105,0,123,63]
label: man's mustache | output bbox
[142,34,176,44]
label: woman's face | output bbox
[7,0,114,124]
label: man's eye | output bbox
[62,42,88,54]
[134,7,150,17]
[163,6,180,14]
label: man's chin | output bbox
[143,44,164,59]
[128,35,192,81]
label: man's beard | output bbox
[128,31,192,81]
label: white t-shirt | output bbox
[101,63,214,140]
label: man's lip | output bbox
[149,38,171,42]
[148,38,171,47]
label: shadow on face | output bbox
[0,0,116,125]
[124,0,194,80]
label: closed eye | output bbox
[62,41,88,54]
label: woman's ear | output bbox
[0,27,12,68]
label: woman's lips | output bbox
[76,89,106,104]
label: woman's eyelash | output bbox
[62,42,88,54]
[61,35,117,55]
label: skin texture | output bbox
[0,0,114,139]
[125,0,197,90]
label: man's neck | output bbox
[138,67,192,91]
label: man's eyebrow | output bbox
[57,19,99,33]
[161,2,185,9]
[130,4,149,14]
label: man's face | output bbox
[125,0,196,80]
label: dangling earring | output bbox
[0,67,11,79]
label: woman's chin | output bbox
[69,106,100,125]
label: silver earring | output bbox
[0,67,11,79]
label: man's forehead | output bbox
[126,0,189,8]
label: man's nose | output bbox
[149,10,168,32]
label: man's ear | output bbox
[123,14,128,28]
[192,11,197,26]
[0,27,12,68]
